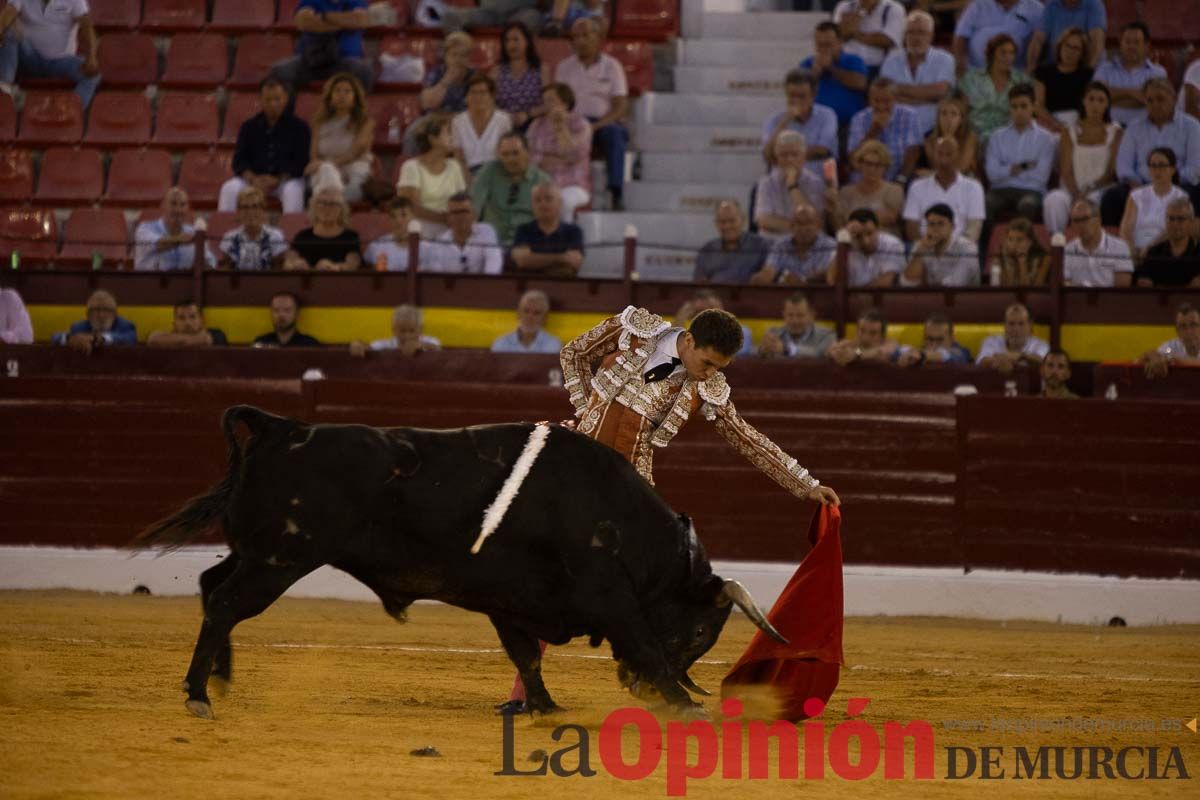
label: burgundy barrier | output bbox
[1091,362,1200,400]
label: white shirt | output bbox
[369,335,441,351]
[846,232,906,286]
[833,0,905,67]
[554,53,628,120]
[903,172,986,239]
[363,234,434,272]
[976,334,1050,363]
[429,223,503,274]
[1063,231,1133,287]
[643,326,686,381]
[9,0,88,59]
[451,109,513,170]
[1179,60,1200,116]
[1158,337,1200,359]
[1129,184,1188,251]
[133,218,217,272]
[911,235,980,286]
[878,46,957,133]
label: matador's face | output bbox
[678,332,733,381]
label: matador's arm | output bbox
[710,398,820,500]
[559,313,626,415]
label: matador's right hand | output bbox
[807,485,840,507]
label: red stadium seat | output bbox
[178,150,233,209]
[59,208,130,267]
[278,0,302,30]
[85,92,152,146]
[160,33,230,88]
[350,211,393,246]
[35,147,104,205]
[604,40,653,95]
[220,92,260,145]
[18,91,83,145]
[97,33,158,87]
[537,38,574,75]
[294,92,322,125]
[367,93,422,151]
[89,0,143,30]
[472,37,500,71]
[210,0,276,32]
[230,34,295,89]
[141,0,206,32]
[203,211,240,244]
[104,148,173,206]
[611,0,678,40]
[0,208,59,265]
[0,149,34,202]
[278,212,310,243]
[152,93,220,146]
[1141,4,1200,48]
[0,94,16,142]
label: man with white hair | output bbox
[51,289,138,353]
[349,304,441,357]
[755,130,832,241]
[491,290,562,354]
[134,188,216,272]
[509,183,584,277]
[879,9,955,133]
[694,200,770,283]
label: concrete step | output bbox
[639,151,765,183]
[624,182,751,213]
[677,38,804,68]
[700,10,824,41]
[635,91,781,127]
[673,65,789,95]
[577,211,711,282]
[633,123,763,154]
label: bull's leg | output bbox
[489,616,563,715]
[198,553,240,689]
[182,559,310,720]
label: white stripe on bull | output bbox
[470,423,553,555]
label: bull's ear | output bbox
[391,438,422,478]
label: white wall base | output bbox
[1,546,1196,626]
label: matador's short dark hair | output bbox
[689,308,743,358]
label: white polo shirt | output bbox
[847,232,906,286]
[554,53,628,120]
[833,0,906,68]
[429,223,503,275]
[976,334,1050,363]
[1063,232,1133,287]
[10,0,89,60]
[903,172,986,239]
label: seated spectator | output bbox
[681,290,754,357]
[694,200,771,283]
[1032,26,1094,132]
[268,0,373,93]
[544,0,605,38]
[491,22,548,129]
[828,307,899,365]
[51,290,137,353]
[527,82,591,220]
[758,292,835,359]
[830,141,904,236]
[904,136,986,242]
[896,312,972,366]
[349,304,440,357]
[134,188,216,272]
[406,32,476,156]
[0,286,33,344]
[147,300,228,348]
[442,0,541,33]
[218,187,288,271]
[754,204,837,286]
[1039,349,1076,398]
[828,208,905,287]
[976,302,1049,372]
[846,77,923,183]
[755,131,832,241]
[953,0,1043,73]
[1136,199,1200,287]
[991,217,1049,285]
[554,18,628,210]
[919,96,978,177]
[491,289,562,354]
[397,115,468,239]
[761,68,839,171]
[984,84,1056,222]
[800,21,868,128]
[364,197,433,271]
[1042,81,1121,233]
[0,0,100,107]
[1063,199,1133,286]
[471,131,551,244]
[429,192,503,274]
[253,292,320,348]
[454,75,514,173]
[305,73,374,203]
[901,203,980,286]
[1138,303,1200,377]
[283,186,362,271]
[958,33,1031,145]
[879,9,955,134]
[510,184,584,277]
[833,0,905,78]
[1026,0,1105,71]
[1103,79,1200,227]
[218,78,311,215]
[1119,147,1190,261]
[1093,21,1166,128]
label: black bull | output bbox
[133,406,785,720]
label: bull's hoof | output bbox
[184,700,214,720]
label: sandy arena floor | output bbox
[0,590,1197,799]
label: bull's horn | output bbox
[679,672,711,696]
[720,580,789,645]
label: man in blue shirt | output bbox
[799,21,868,128]
[846,77,924,182]
[508,184,584,278]
[761,68,840,174]
[1025,0,1105,70]
[879,9,955,134]
[218,78,311,215]
[953,0,1043,74]
[1094,21,1167,127]
[490,290,563,354]
[52,290,138,353]
[984,84,1056,222]
[268,0,372,94]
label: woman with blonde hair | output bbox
[990,218,1048,285]
[305,73,375,203]
[283,185,362,271]
[920,95,978,177]
[830,140,904,236]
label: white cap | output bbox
[623,224,638,239]
[193,216,208,232]
[952,385,979,396]
[1050,232,1066,248]
[836,227,852,244]
[301,368,326,381]
[407,219,423,236]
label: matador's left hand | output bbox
[807,485,840,506]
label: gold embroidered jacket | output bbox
[560,305,820,497]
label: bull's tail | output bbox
[129,405,273,552]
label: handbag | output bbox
[301,33,341,72]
